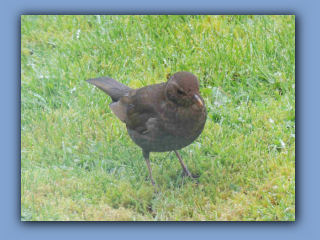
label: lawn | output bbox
[21,15,295,221]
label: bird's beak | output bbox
[193,94,203,107]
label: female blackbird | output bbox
[87,71,207,186]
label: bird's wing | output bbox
[109,96,131,123]
[110,84,166,134]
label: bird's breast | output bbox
[127,103,206,152]
[160,103,206,137]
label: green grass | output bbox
[21,15,295,221]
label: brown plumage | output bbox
[86,71,207,187]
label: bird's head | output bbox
[166,71,204,108]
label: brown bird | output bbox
[86,71,207,187]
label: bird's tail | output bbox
[86,77,132,102]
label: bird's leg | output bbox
[174,150,193,178]
[143,150,156,186]
[145,158,156,186]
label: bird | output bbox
[86,71,207,187]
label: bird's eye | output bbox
[177,89,186,95]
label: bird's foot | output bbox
[152,183,161,194]
[182,170,200,179]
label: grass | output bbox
[21,15,295,221]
